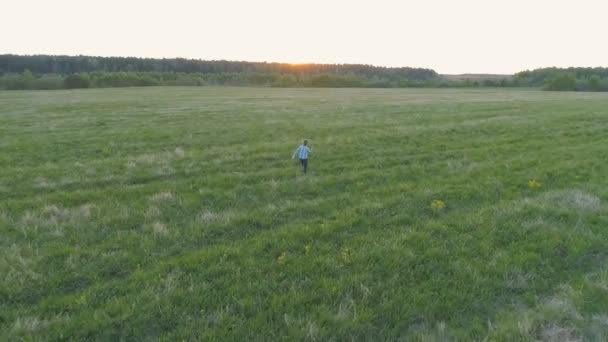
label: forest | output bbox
[0,54,438,89]
[514,67,608,91]
[1,54,607,91]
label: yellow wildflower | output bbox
[340,247,352,263]
[528,179,542,189]
[277,252,286,264]
[431,199,446,210]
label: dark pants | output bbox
[300,158,308,174]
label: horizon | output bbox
[4,52,605,76]
[2,0,608,74]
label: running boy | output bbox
[292,139,312,174]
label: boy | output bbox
[292,140,312,174]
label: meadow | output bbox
[1,87,608,340]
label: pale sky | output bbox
[2,0,607,74]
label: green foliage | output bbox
[0,71,522,90]
[31,74,65,90]
[21,69,34,89]
[0,70,40,90]
[2,87,608,339]
[517,67,608,91]
[543,73,576,91]
[588,75,601,90]
[0,54,439,82]
[585,75,608,91]
[64,74,90,89]
[88,72,161,88]
[0,73,22,90]
[2,55,607,91]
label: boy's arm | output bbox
[292,147,299,159]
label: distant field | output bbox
[2,87,608,340]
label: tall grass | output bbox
[1,87,608,340]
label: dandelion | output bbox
[528,179,542,189]
[431,199,446,210]
[277,252,286,264]
[340,247,352,264]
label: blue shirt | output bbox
[296,145,311,159]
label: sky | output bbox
[2,0,607,74]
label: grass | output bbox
[1,87,608,340]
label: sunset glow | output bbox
[2,0,608,73]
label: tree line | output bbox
[515,67,608,91]
[0,70,432,90]
[1,54,606,91]
[0,54,507,90]
[0,54,438,79]
[0,70,525,90]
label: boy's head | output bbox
[303,139,308,145]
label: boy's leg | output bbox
[302,159,308,174]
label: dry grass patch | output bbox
[197,209,233,225]
[11,317,50,335]
[149,191,174,202]
[152,222,169,236]
[34,176,53,189]
[504,271,533,290]
[446,158,478,174]
[1,244,40,286]
[145,192,175,219]
[127,151,176,176]
[542,324,581,342]
[543,190,602,212]
[144,206,161,219]
[10,315,69,337]
[487,283,607,340]
[17,204,97,237]
[174,146,185,158]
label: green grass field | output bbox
[2,87,608,340]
